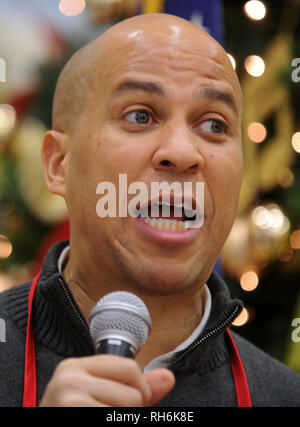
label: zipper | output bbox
[58,276,89,331]
[58,277,241,363]
[167,304,241,369]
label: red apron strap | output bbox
[22,274,251,408]
[226,327,252,407]
[22,271,41,407]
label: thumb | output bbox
[143,369,175,406]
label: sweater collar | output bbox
[166,272,243,374]
[8,240,243,365]
[32,240,94,356]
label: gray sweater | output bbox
[0,240,300,407]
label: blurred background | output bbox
[0,0,300,371]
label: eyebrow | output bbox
[112,80,238,114]
[112,80,165,97]
[195,87,238,114]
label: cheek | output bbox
[93,126,155,183]
[64,127,151,225]
[64,139,103,227]
[206,147,243,219]
[209,143,242,184]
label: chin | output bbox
[114,240,211,296]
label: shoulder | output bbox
[0,281,32,333]
[231,330,300,407]
[0,282,33,406]
[0,280,32,309]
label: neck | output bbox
[135,288,206,368]
[63,250,207,369]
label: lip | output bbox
[134,216,201,245]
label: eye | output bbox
[201,119,226,134]
[124,110,151,125]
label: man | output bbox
[1,13,300,407]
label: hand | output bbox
[39,354,175,407]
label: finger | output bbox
[144,369,175,406]
[54,392,112,407]
[88,377,147,407]
[80,355,152,405]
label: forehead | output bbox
[97,26,242,108]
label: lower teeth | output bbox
[141,217,187,231]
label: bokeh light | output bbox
[232,308,249,326]
[248,122,267,143]
[251,204,290,236]
[227,53,236,70]
[277,167,294,188]
[59,0,86,16]
[244,1,267,21]
[240,271,259,291]
[244,55,265,77]
[290,230,300,250]
[291,132,300,153]
[0,104,16,136]
[0,235,12,259]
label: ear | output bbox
[42,130,69,198]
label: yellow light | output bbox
[244,55,265,77]
[268,208,284,229]
[0,235,12,259]
[252,206,271,229]
[244,1,266,21]
[290,230,300,250]
[0,104,16,136]
[251,204,289,235]
[291,132,300,153]
[240,271,259,292]
[247,122,267,143]
[59,0,86,16]
[232,308,249,326]
[227,53,236,70]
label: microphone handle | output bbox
[95,338,136,358]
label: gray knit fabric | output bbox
[0,241,300,407]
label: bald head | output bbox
[52,13,242,134]
[51,40,95,132]
[46,13,244,301]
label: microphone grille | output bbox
[89,291,152,351]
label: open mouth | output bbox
[135,197,199,232]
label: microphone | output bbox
[89,291,152,358]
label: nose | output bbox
[152,122,204,175]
